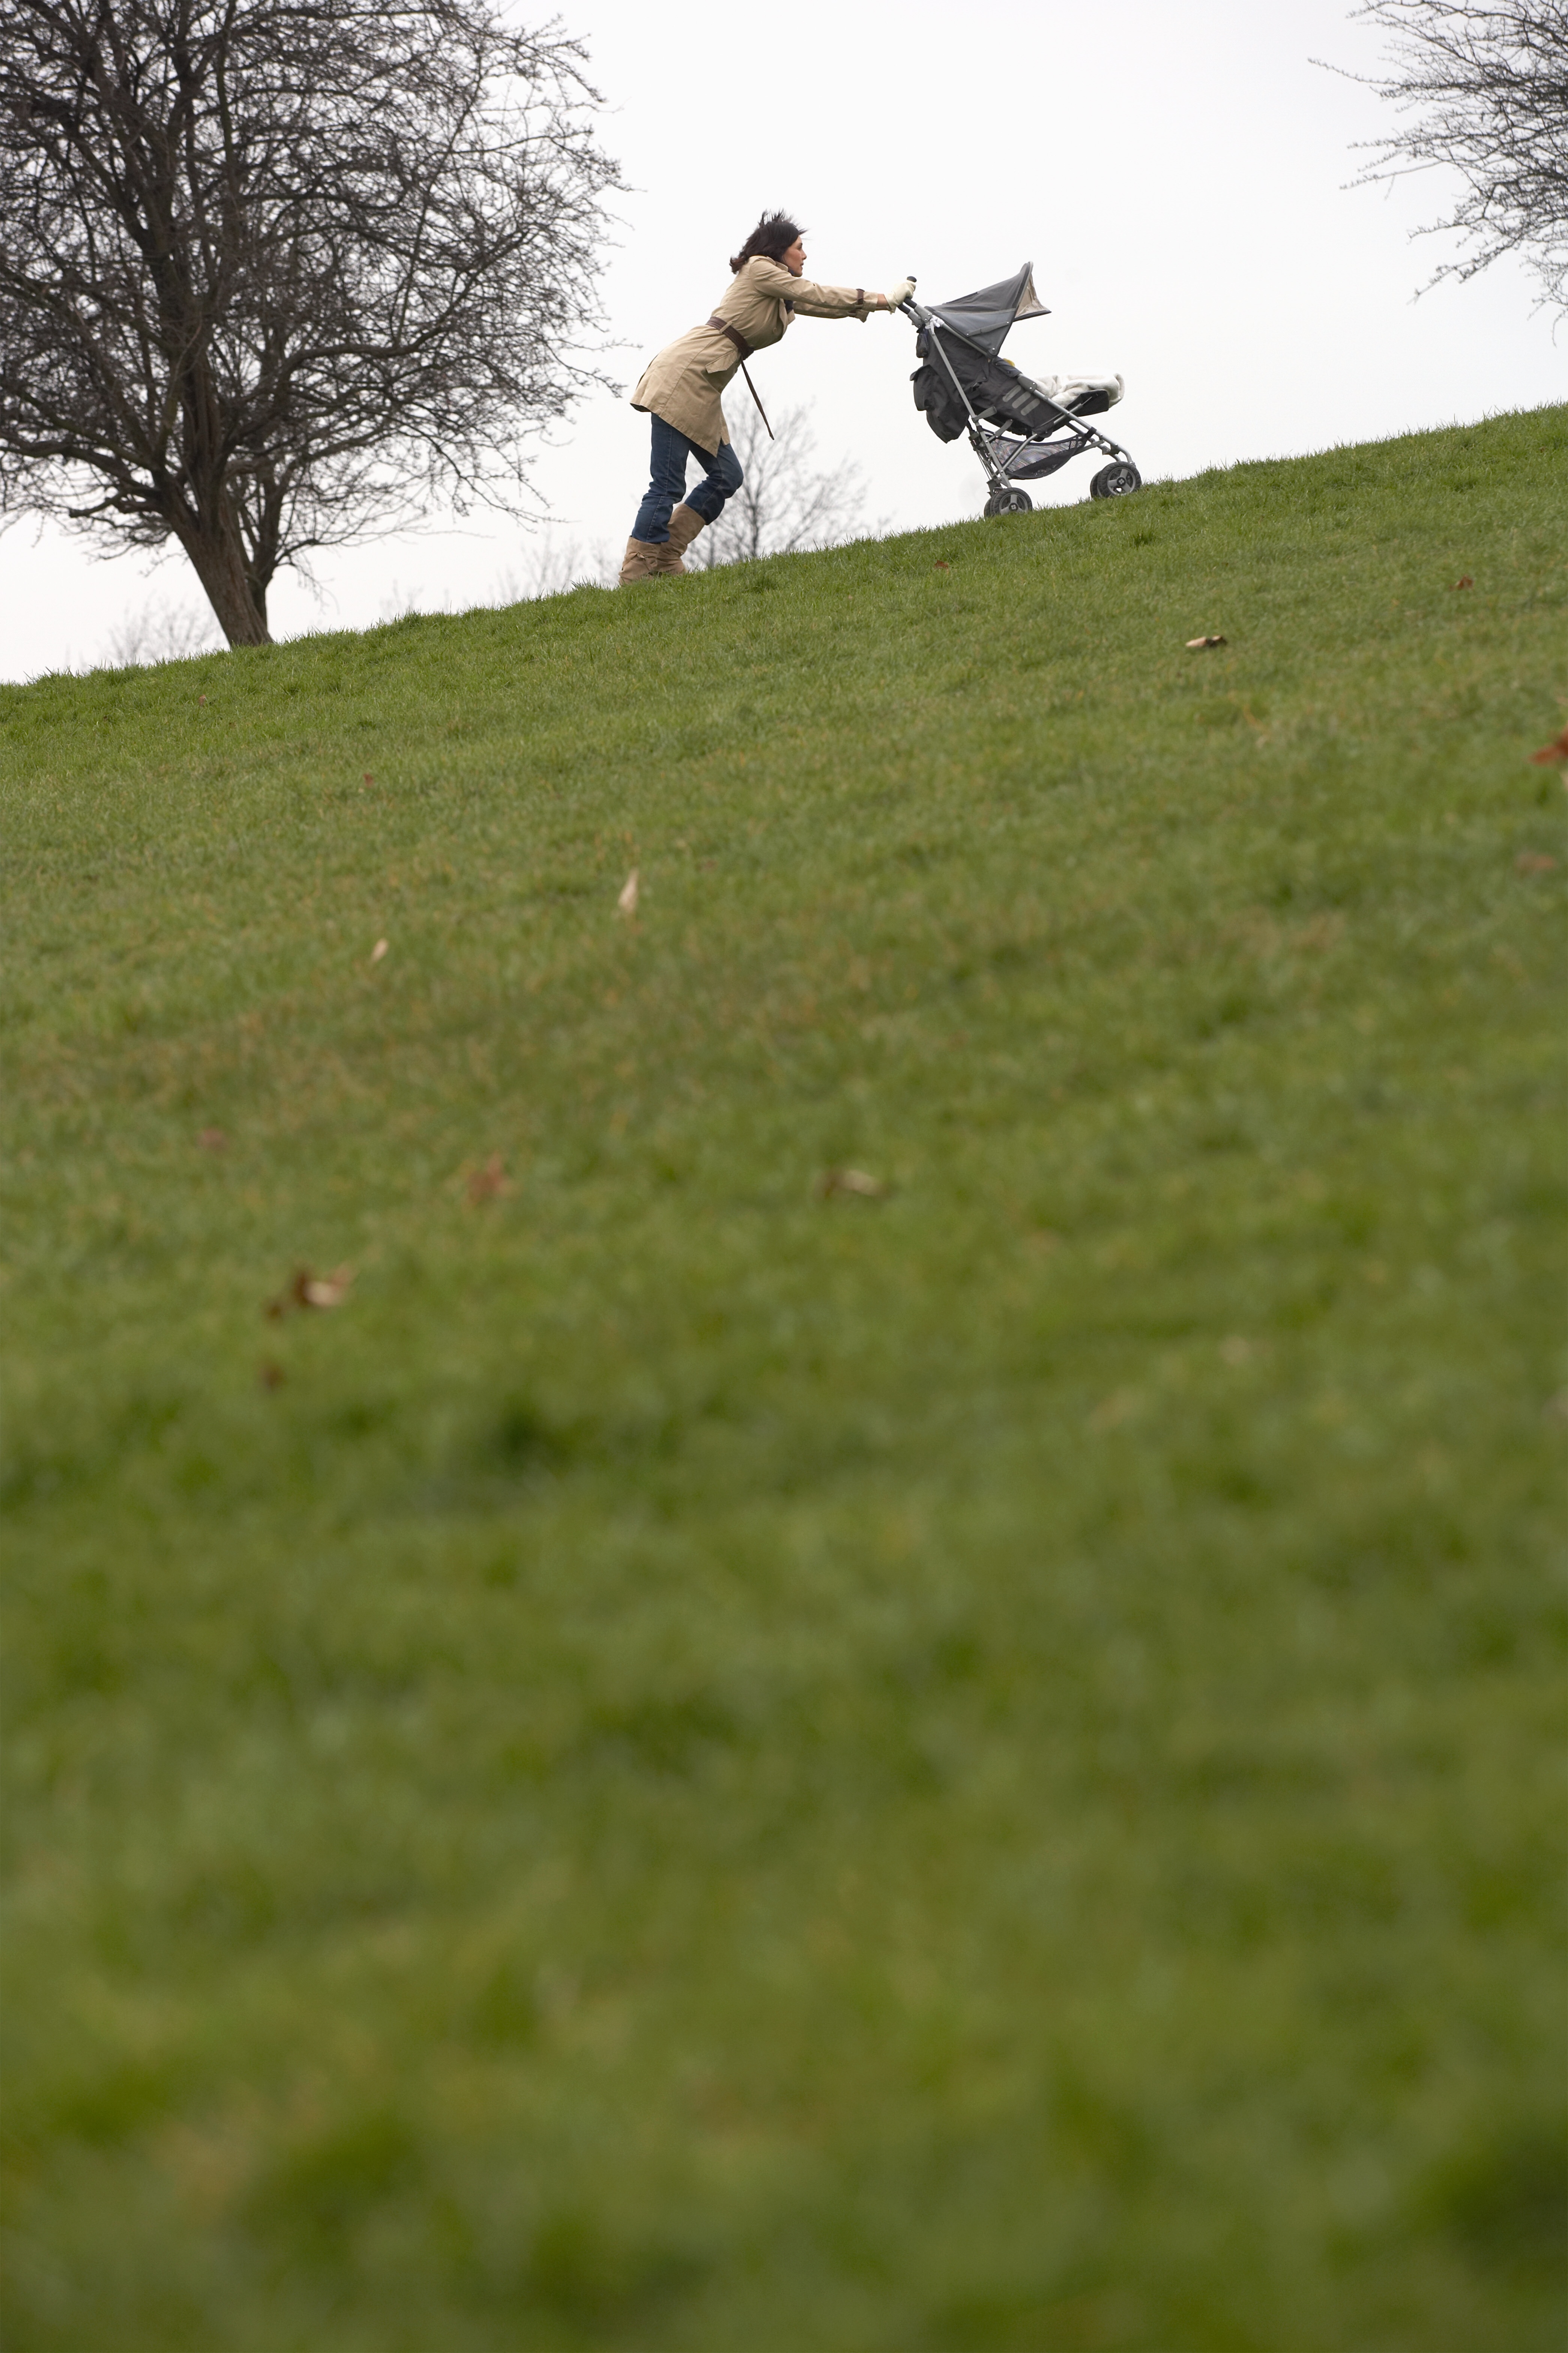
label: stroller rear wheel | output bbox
[984,486,1033,517]
[1089,461,1141,499]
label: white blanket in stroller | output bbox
[1033,370,1124,409]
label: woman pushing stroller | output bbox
[621,211,913,585]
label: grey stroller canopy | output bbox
[927,262,1051,353]
[899,263,1141,516]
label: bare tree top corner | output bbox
[1325,1,1568,314]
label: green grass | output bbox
[2,405,1565,2351]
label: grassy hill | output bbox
[2,406,1564,2351]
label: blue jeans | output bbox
[631,414,744,543]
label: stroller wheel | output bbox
[984,486,1033,517]
[1090,461,1142,499]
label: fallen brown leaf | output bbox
[466,1152,508,1204]
[1451,575,1473,590]
[816,1167,887,1201]
[617,869,640,917]
[1186,634,1227,650]
[198,1125,229,1152]
[369,937,389,965]
[1515,851,1557,875]
[934,561,951,571]
[363,772,375,785]
[1528,727,1568,765]
[265,1264,353,1318]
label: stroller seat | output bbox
[901,265,1141,514]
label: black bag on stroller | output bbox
[900,264,1141,515]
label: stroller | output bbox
[899,264,1141,515]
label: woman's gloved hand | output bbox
[883,277,916,310]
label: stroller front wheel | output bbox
[1089,461,1142,499]
[984,487,1033,517]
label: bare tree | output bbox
[1328,2,1568,310]
[101,591,218,667]
[0,0,619,646]
[495,530,613,598]
[692,401,873,569]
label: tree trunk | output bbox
[166,501,273,646]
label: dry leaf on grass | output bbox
[301,1266,353,1308]
[1528,728,1568,765]
[1515,851,1557,875]
[1185,634,1227,651]
[816,1167,887,1201]
[617,869,640,917]
[466,1153,508,1205]
[369,937,389,965]
[197,1126,228,1152]
[934,561,951,571]
[264,1264,353,1318]
[363,772,375,785]
[1452,576,1473,590]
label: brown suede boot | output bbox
[653,504,707,575]
[618,537,663,585]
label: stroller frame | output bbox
[900,293,1139,513]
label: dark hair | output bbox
[729,211,804,274]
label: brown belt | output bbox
[708,314,753,360]
[707,313,774,440]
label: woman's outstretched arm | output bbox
[743,256,889,318]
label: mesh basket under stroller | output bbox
[898,264,1141,515]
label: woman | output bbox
[621,212,913,584]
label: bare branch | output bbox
[1322,2,1568,310]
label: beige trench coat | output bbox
[631,254,878,453]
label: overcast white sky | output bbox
[2,0,1562,680]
